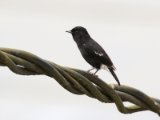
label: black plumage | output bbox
[66,26,120,85]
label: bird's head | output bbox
[66,26,91,44]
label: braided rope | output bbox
[0,47,160,115]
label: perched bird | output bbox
[66,26,120,85]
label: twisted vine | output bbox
[0,47,160,115]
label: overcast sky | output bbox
[0,0,160,120]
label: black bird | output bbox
[66,26,120,85]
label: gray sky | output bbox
[0,0,160,120]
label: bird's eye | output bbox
[75,30,78,33]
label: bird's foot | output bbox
[87,68,95,73]
[87,68,99,77]
[87,72,98,77]
[92,74,98,77]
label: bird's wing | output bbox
[82,40,115,69]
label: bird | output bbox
[66,26,121,85]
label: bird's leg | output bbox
[93,69,99,75]
[87,68,95,73]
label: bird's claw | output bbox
[87,71,98,77]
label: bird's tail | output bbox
[109,68,121,85]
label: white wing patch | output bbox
[94,51,103,56]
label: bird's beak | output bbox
[66,30,72,33]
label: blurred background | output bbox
[0,0,160,120]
